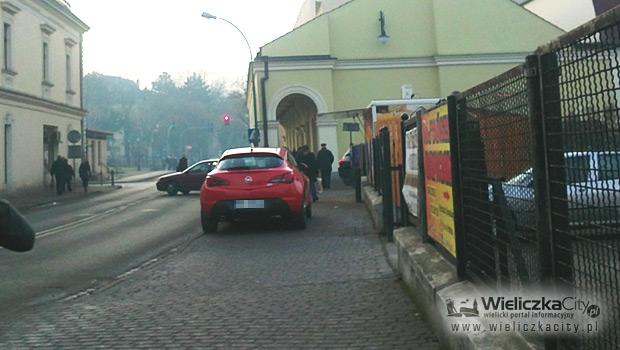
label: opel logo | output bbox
[244,176,253,184]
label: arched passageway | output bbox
[275,93,318,152]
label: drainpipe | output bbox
[79,35,85,159]
[250,63,259,143]
[260,57,269,147]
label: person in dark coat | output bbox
[63,158,74,192]
[297,145,319,202]
[79,160,92,193]
[50,156,65,195]
[176,155,188,172]
[316,143,335,190]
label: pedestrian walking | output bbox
[50,156,66,195]
[63,158,74,192]
[79,160,92,193]
[317,143,335,190]
[176,155,188,172]
[297,145,319,202]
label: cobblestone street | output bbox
[0,181,439,349]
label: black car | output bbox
[156,159,218,195]
[338,149,353,186]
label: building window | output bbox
[3,23,11,71]
[42,42,49,82]
[66,54,72,91]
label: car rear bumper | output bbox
[208,198,293,220]
[156,182,166,191]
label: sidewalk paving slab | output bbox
[0,179,441,349]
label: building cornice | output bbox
[1,1,20,15]
[36,0,89,32]
[40,23,56,35]
[0,87,86,117]
[253,52,530,72]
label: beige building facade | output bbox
[247,0,564,166]
[0,0,88,193]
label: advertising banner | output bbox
[421,104,456,257]
[402,127,419,219]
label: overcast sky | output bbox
[69,0,304,88]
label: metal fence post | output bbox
[417,110,430,242]
[526,55,554,286]
[381,127,394,241]
[539,52,572,287]
[527,55,559,350]
[355,167,362,203]
[448,94,467,280]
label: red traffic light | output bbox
[223,114,231,124]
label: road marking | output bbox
[34,193,160,239]
[141,208,160,213]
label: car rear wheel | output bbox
[181,190,190,195]
[292,204,308,230]
[201,211,218,234]
[166,183,178,196]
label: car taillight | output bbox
[206,176,229,187]
[269,172,294,184]
[339,159,346,166]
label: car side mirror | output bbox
[0,200,35,252]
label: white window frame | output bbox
[64,38,76,94]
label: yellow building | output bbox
[0,0,88,193]
[247,0,563,167]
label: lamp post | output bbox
[201,12,259,146]
[166,123,176,157]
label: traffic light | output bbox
[223,114,231,125]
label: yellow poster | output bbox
[425,180,456,257]
[422,105,457,258]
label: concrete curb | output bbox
[361,185,538,350]
[395,228,538,350]
[362,185,382,229]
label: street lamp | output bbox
[201,12,259,145]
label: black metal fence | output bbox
[456,65,539,290]
[361,7,620,349]
[451,8,620,349]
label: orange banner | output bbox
[421,104,456,257]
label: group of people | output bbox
[292,143,334,202]
[49,156,92,195]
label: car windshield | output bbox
[218,155,283,170]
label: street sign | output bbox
[342,123,360,132]
[67,145,82,159]
[248,128,260,145]
[67,130,81,144]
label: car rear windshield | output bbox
[219,154,284,170]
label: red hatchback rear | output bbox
[199,147,312,233]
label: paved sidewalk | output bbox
[0,180,439,349]
[1,184,120,211]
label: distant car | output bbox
[495,151,620,230]
[338,149,353,185]
[199,147,312,233]
[156,159,218,195]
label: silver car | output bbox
[494,151,620,230]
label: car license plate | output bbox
[235,200,265,209]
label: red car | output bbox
[199,148,312,233]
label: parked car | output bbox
[156,159,218,196]
[338,149,353,185]
[495,151,620,230]
[199,147,312,233]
